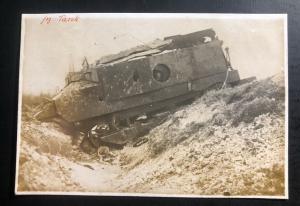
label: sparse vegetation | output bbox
[22,92,53,108]
[22,93,54,121]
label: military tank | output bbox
[35,29,255,150]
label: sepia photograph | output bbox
[15,13,288,198]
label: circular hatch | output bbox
[152,64,170,82]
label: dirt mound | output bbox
[146,73,284,157]
[117,73,285,196]
[17,119,121,192]
[18,140,84,191]
[20,121,73,156]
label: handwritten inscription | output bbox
[40,15,79,24]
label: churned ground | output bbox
[17,72,286,197]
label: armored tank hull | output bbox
[35,29,254,149]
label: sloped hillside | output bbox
[117,72,285,196]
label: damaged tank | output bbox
[35,29,255,150]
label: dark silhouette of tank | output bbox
[35,29,255,149]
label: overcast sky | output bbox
[20,14,286,95]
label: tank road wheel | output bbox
[97,146,110,157]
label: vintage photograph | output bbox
[15,13,288,198]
